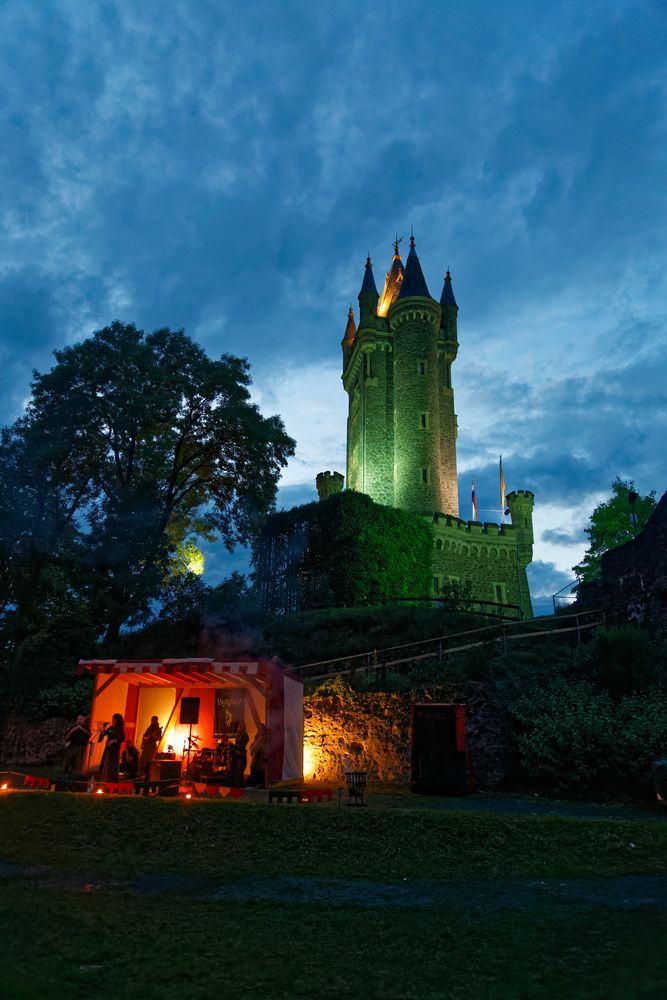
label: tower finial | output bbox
[409,226,415,249]
[393,234,403,256]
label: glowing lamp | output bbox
[96,788,104,795]
[185,793,192,800]
[1,783,8,790]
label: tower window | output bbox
[420,468,429,484]
[493,582,507,604]
[418,360,426,375]
[432,576,441,595]
[420,413,428,429]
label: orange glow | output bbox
[303,739,324,780]
[1,783,8,790]
[96,788,104,795]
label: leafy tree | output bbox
[1,321,295,644]
[573,477,656,582]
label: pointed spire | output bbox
[378,238,405,317]
[397,233,430,299]
[342,305,357,346]
[358,255,378,298]
[440,269,458,308]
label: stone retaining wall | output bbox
[1,716,69,766]
[303,679,510,787]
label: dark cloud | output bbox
[542,527,588,547]
[527,561,576,616]
[1,0,665,600]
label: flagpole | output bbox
[499,455,506,524]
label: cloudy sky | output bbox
[2,0,666,612]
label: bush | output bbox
[584,626,666,695]
[509,678,667,799]
[27,678,94,721]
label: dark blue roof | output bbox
[440,270,457,307]
[397,237,430,298]
[358,256,378,297]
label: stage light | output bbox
[1,783,7,790]
[96,788,104,795]
[185,793,192,799]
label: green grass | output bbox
[2,793,667,998]
[1,793,666,880]
[1,886,667,1000]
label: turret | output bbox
[439,270,459,364]
[358,256,379,327]
[341,306,356,363]
[396,234,432,300]
[506,490,535,558]
[316,471,344,501]
[377,238,404,317]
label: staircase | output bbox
[292,608,606,683]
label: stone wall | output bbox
[303,679,510,787]
[1,716,69,766]
[576,491,667,634]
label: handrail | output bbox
[293,609,606,680]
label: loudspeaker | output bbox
[179,697,200,725]
[147,759,182,782]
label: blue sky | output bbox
[1,0,666,613]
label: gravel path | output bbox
[1,862,666,911]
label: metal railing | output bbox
[293,608,606,683]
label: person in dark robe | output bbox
[138,716,162,777]
[120,742,139,779]
[98,713,125,782]
[232,721,249,786]
[248,724,268,788]
[63,715,91,775]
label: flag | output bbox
[471,480,478,521]
[499,455,506,514]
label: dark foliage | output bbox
[255,490,433,614]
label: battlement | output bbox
[316,471,344,501]
[507,489,535,502]
[432,512,519,535]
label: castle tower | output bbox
[343,254,395,506]
[343,236,460,517]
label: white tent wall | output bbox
[282,674,304,781]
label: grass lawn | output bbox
[1,792,666,998]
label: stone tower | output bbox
[342,236,459,517]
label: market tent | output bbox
[78,656,304,784]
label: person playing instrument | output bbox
[98,713,125,782]
[120,741,139,780]
[138,716,162,777]
[63,715,91,775]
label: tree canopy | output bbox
[0,322,295,659]
[573,477,656,582]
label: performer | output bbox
[138,715,162,777]
[248,724,268,788]
[98,713,125,782]
[63,715,91,775]
[120,742,139,779]
[232,721,249,786]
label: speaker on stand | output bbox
[179,697,200,773]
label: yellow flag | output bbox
[500,455,506,512]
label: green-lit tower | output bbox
[342,236,459,517]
